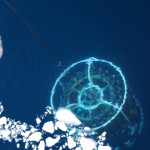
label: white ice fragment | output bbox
[98,135,102,139]
[11,130,16,136]
[102,131,107,137]
[80,137,97,150]
[99,141,104,146]
[67,136,76,149]
[101,136,106,141]
[0,36,3,59]
[69,127,76,135]
[84,126,91,131]
[15,138,22,143]
[59,146,63,150]
[24,131,30,138]
[0,104,4,114]
[38,140,45,150]
[98,145,112,150]
[0,103,112,149]
[30,127,38,133]
[63,144,67,149]
[25,142,29,149]
[75,147,82,150]
[56,107,82,126]
[45,136,60,147]
[1,129,11,139]
[55,125,58,130]
[0,129,11,139]
[36,117,41,125]
[42,121,55,134]
[17,143,20,148]
[45,106,52,114]
[0,116,7,125]
[55,121,67,132]
[28,132,42,142]
[20,124,27,131]
[5,124,9,129]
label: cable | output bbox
[4,0,83,88]
[4,0,64,68]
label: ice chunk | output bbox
[69,127,76,135]
[75,147,82,150]
[67,136,76,149]
[24,131,30,138]
[16,143,20,148]
[55,121,67,132]
[102,131,107,137]
[30,127,38,133]
[98,145,112,150]
[80,137,97,150]
[0,104,4,114]
[56,107,82,126]
[84,127,91,131]
[0,103,112,149]
[0,36,3,59]
[45,136,60,147]
[38,140,45,150]
[0,116,7,125]
[28,132,42,142]
[36,117,41,125]
[101,136,106,141]
[20,124,27,131]
[1,129,11,139]
[42,121,55,134]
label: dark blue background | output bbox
[0,0,149,149]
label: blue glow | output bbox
[50,57,127,130]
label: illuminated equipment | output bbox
[50,57,127,130]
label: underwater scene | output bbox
[0,0,149,150]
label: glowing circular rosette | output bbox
[50,57,127,130]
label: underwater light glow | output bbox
[50,57,127,130]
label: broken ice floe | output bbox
[42,121,55,134]
[55,107,82,126]
[0,102,111,149]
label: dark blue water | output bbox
[0,0,149,149]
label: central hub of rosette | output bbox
[78,84,103,110]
